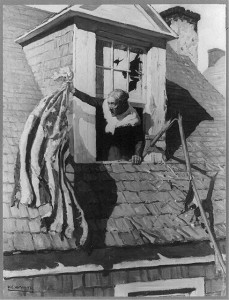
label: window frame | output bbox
[114,277,205,297]
[96,35,147,107]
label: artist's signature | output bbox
[8,285,33,292]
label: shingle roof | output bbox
[166,46,225,120]
[3,5,53,254]
[165,46,226,168]
[4,159,226,253]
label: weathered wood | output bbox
[73,26,96,162]
[144,47,167,136]
[143,118,177,158]
[143,47,167,161]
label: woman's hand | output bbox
[69,82,75,94]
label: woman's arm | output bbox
[71,88,104,107]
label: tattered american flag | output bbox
[11,68,88,247]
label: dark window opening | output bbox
[96,106,143,161]
[95,37,145,161]
[128,287,196,297]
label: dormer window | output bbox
[16,5,177,163]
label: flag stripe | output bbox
[12,83,88,247]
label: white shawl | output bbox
[102,99,140,135]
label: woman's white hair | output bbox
[108,89,129,103]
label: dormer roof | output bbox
[15,4,178,45]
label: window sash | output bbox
[96,36,145,96]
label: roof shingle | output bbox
[5,157,226,254]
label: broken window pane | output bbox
[129,47,143,75]
[128,47,143,96]
[129,75,142,101]
[113,43,128,71]
[96,39,144,101]
[114,70,127,91]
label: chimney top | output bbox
[160,6,200,31]
[208,48,225,67]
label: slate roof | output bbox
[165,46,226,168]
[3,159,226,253]
[166,46,225,122]
[3,6,226,256]
[2,5,53,253]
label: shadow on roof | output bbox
[165,79,214,159]
[66,156,118,262]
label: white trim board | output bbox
[114,277,205,297]
[4,253,224,279]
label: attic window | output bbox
[96,37,146,105]
[114,278,205,297]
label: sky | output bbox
[28,4,226,72]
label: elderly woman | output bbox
[70,86,145,164]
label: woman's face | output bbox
[107,97,120,116]
[107,97,128,116]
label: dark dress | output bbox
[73,89,145,161]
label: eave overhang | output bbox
[15,5,178,45]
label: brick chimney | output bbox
[208,48,225,67]
[160,6,200,65]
